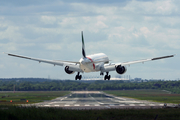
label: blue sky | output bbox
[0,0,179,80]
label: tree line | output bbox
[0,78,180,94]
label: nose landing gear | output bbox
[100,72,104,75]
[104,72,111,80]
[75,72,82,80]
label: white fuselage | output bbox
[79,53,109,72]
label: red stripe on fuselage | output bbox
[86,57,95,69]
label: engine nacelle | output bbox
[64,66,75,74]
[116,65,127,74]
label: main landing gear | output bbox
[75,72,82,80]
[104,72,111,80]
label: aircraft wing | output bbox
[118,55,175,66]
[101,55,175,72]
[5,53,80,67]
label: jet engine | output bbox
[116,65,127,74]
[64,66,75,74]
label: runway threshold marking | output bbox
[139,104,146,106]
[74,104,80,106]
[149,104,155,106]
[119,104,125,106]
[95,104,100,106]
[42,103,164,107]
[44,105,50,106]
[129,104,135,106]
[64,105,70,106]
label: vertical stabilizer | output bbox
[82,31,86,58]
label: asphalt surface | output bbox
[26,91,172,109]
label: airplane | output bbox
[5,31,175,80]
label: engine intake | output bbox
[116,65,127,74]
[64,66,75,74]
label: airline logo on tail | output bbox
[82,31,86,58]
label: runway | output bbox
[32,91,169,109]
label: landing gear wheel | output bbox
[104,75,107,80]
[104,72,111,80]
[108,75,111,80]
[75,75,78,80]
[75,72,82,80]
[104,75,108,80]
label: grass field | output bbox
[104,89,180,104]
[0,105,180,120]
[0,91,70,104]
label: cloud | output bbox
[41,16,57,25]
[44,43,62,50]
[123,0,178,15]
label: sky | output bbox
[0,0,179,80]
